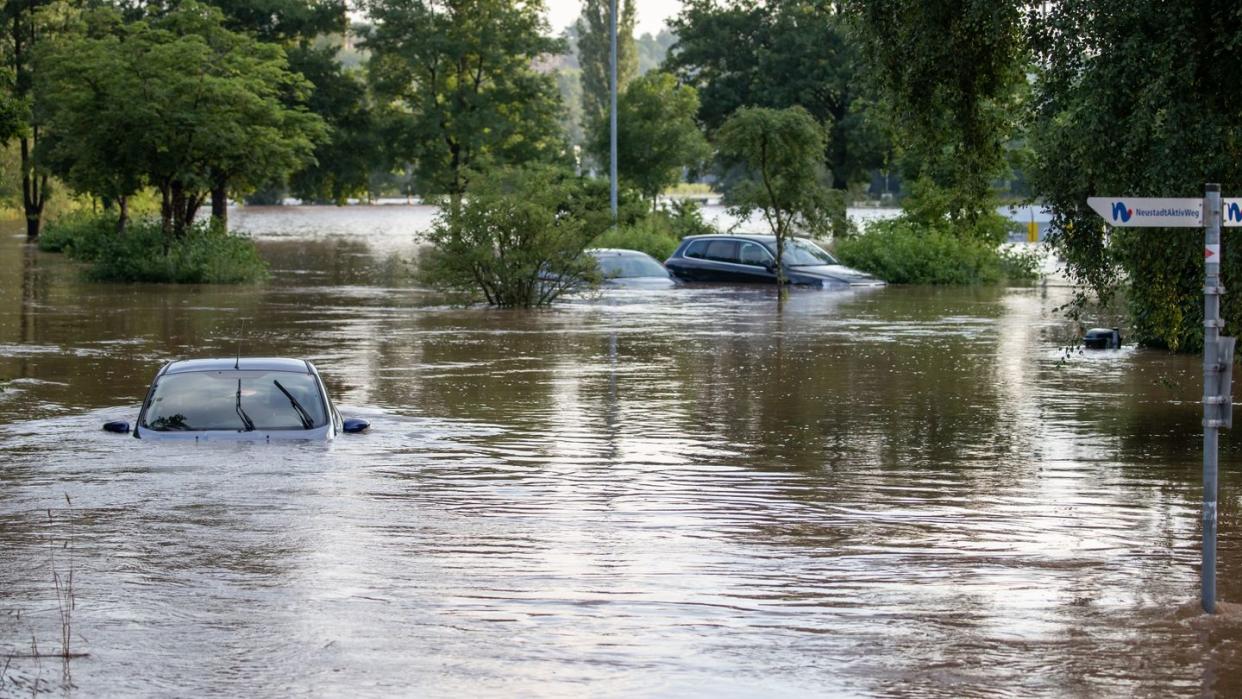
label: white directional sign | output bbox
[1088,197,1204,227]
[1088,197,1242,227]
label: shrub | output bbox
[420,165,602,307]
[590,200,718,261]
[834,216,1038,285]
[40,214,268,284]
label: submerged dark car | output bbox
[588,248,678,288]
[103,358,369,441]
[664,234,883,288]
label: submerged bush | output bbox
[834,216,1038,285]
[40,213,268,284]
[420,165,602,307]
[590,199,717,261]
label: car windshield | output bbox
[143,370,328,431]
[595,254,669,278]
[780,239,839,266]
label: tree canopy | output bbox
[845,0,1027,225]
[588,71,709,205]
[716,106,831,286]
[38,3,325,234]
[1028,0,1242,350]
[576,0,637,133]
[364,0,567,200]
[666,0,885,190]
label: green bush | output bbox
[40,214,268,284]
[834,216,1038,285]
[420,165,602,307]
[590,201,718,261]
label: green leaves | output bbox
[587,71,709,204]
[364,0,567,198]
[37,3,325,231]
[716,106,833,283]
[666,0,885,189]
[420,165,603,307]
[1028,0,1242,350]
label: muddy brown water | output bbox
[1,207,1241,697]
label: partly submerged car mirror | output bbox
[342,418,370,434]
[102,420,131,434]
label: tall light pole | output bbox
[609,0,618,221]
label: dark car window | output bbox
[738,242,770,266]
[684,240,709,259]
[703,240,739,263]
[143,370,328,431]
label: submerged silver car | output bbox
[104,358,368,441]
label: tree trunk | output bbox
[210,181,228,230]
[159,182,173,237]
[116,195,128,234]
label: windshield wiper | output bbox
[273,379,315,429]
[235,379,256,432]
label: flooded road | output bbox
[2,207,1241,696]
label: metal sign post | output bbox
[1203,184,1223,614]
[1088,186,1237,614]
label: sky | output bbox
[543,0,678,36]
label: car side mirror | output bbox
[103,420,131,434]
[342,418,370,434]
[764,260,776,273]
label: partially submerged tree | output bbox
[365,0,567,204]
[716,106,831,288]
[421,165,603,307]
[587,72,709,207]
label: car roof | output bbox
[681,233,778,243]
[586,248,658,257]
[164,357,313,375]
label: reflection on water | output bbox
[1,211,1240,697]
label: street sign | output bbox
[1087,197,1204,227]
[1087,185,1238,615]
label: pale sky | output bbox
[544,0,679,36]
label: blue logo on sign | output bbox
[1112,202,1133,223]
[1228,202,1242,223]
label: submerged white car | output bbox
[104,358,369,441]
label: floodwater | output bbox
[1,205,1241,697]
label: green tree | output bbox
[421,165,603,307]
[576,0,637,134]
[716,106,831,288]
[286,46,381,204]
[588,72,709,206]
[38,4,324,235]
[666,0,885,190]
[1029,0,1242,351]
[365,0,567,203]
[0,0,56,240]
[845,0,1026,226]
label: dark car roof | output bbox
[164,357,313,374]
[681,233,778,244]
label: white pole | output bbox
[609,0,618,221]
